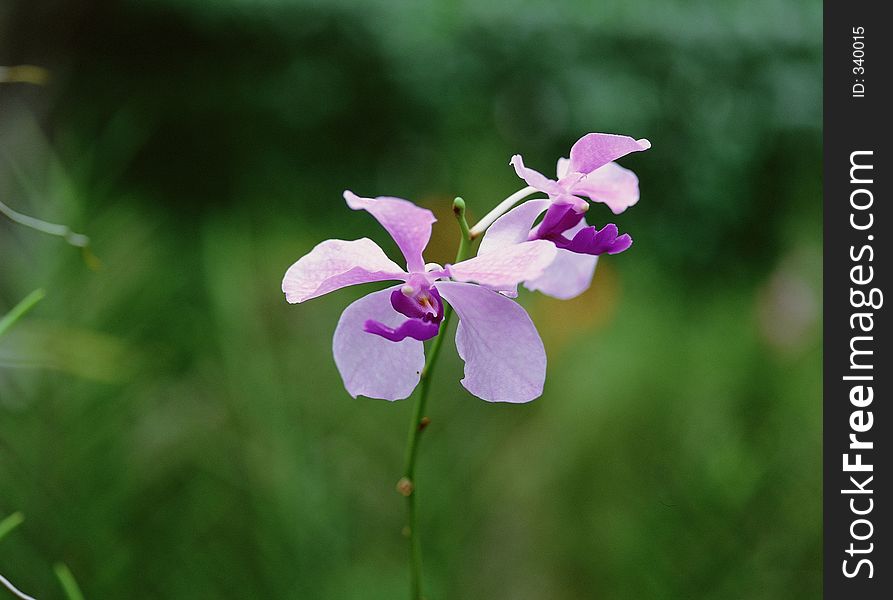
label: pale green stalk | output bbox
[1,197,89,247]
[468,185,537,238]
[0,573,38,600]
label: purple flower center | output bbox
[530,203,633,256]
[364,284,444,342]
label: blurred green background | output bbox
[1,0,821,598]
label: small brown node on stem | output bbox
[418,416,431,431]
[396,477,414,497]
[401,525,411,538]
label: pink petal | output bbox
[556,157,571,179]
[333,286,425,400]
[344,191,436,272]
[477,199,551,255]
[524,249,598,299]
[509,155,563,196]
[449,240,557,289]
[435,281,546,403]
[566,161,641,215]
[566,133,651,175]
[282,238,406,303]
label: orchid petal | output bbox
[554,193,590,213]
[524,250,599,300]
[449,240,557,289]
[344,191,436,272]
[333,287,424,400]
[565,161,641,214]
[282,238,406,303]
[509,155,563,196]
[477,199,550,255]
[435,281,546,403]
[566,133,651,175]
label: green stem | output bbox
[0,288,45,338]
[399,198,473,600]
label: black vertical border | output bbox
[823,1,889,598]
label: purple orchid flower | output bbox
[282,191,557,403]
[511,132,651,214]
[478,133,650,300]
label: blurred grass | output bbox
[0,512,25,542]
[0,288,44,338]
[1,0,820,598]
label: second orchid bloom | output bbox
[282,133,650,402]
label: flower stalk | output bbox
[468,185,537,238]
[399,197,474,600]
[0,197,89,248]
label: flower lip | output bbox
[549,222,633,256]
[527,203,632,257]
[364,282,444,343]
[363,316,441,342]
[391,285,444,323]
[529,203,585,241]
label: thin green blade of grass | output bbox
[54,563,85,600]
[0,289,46,338]
[0,512,25,542]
